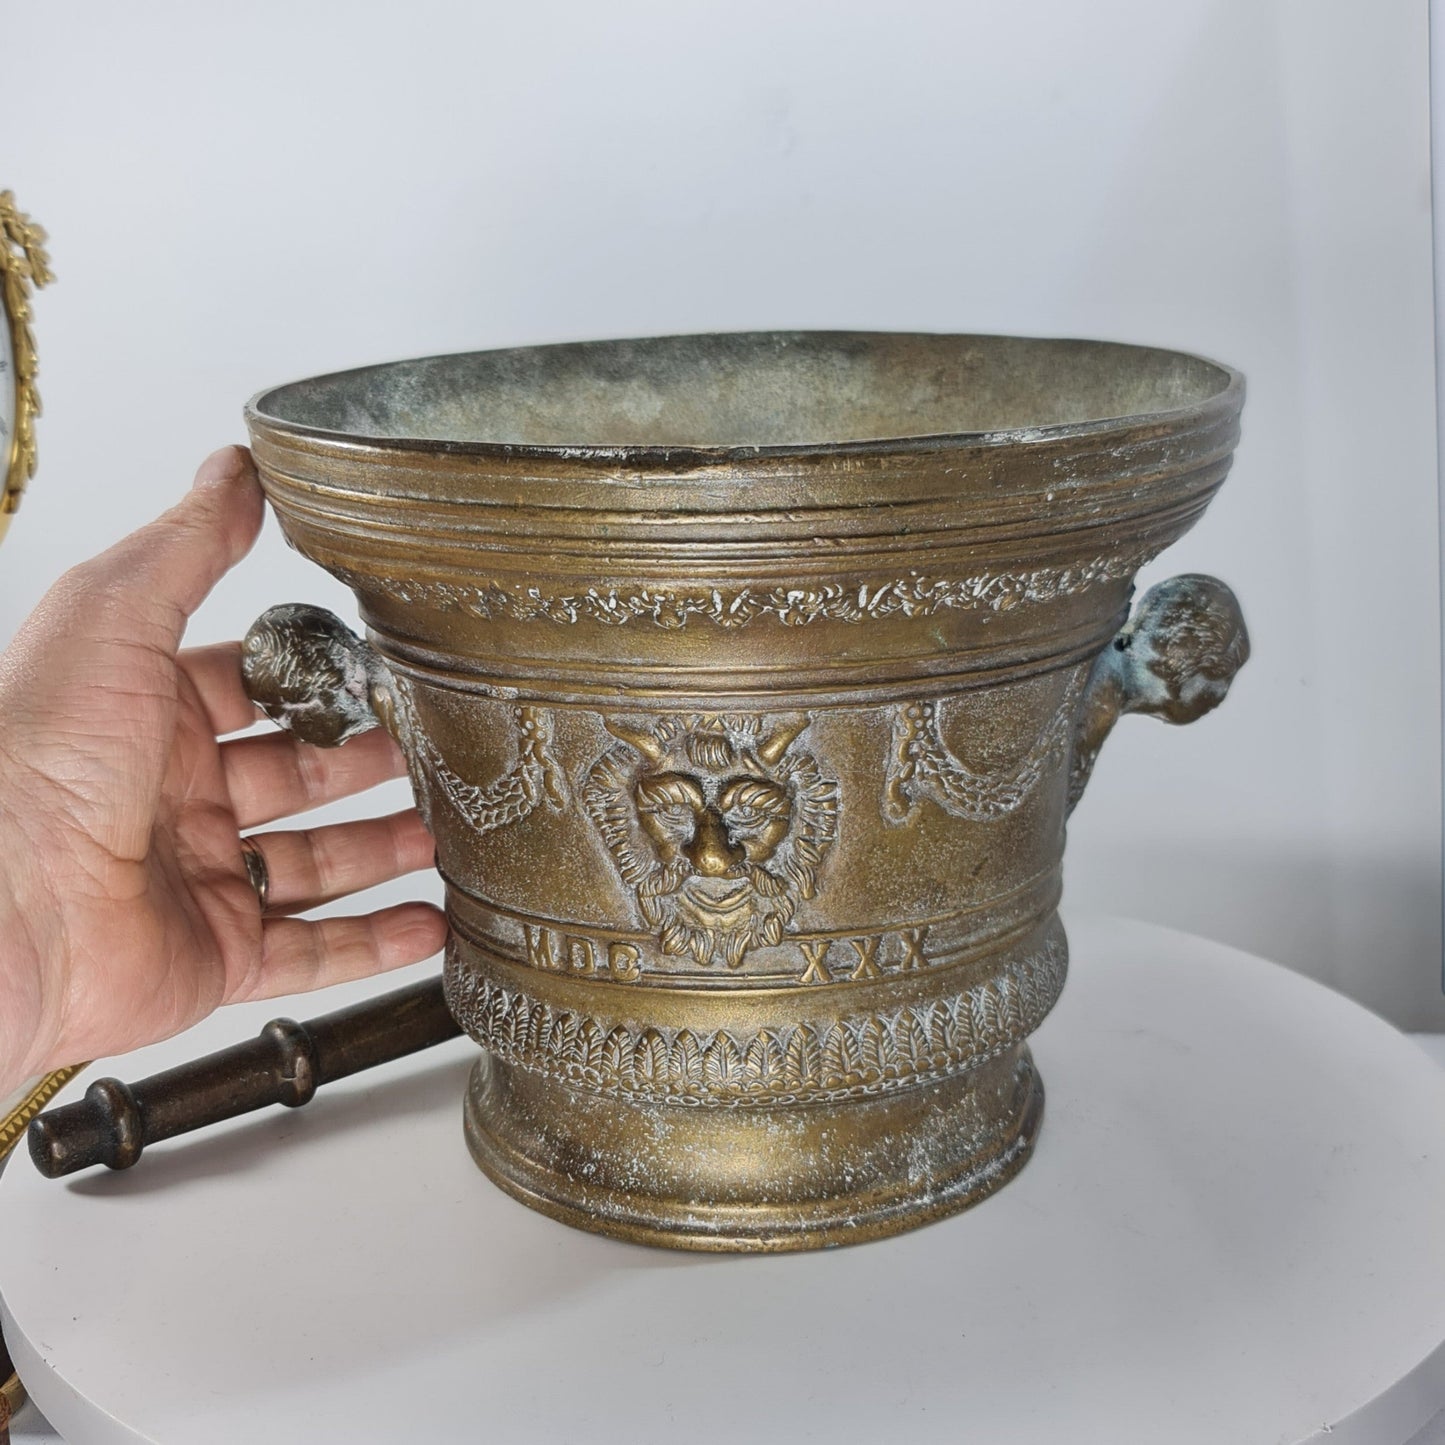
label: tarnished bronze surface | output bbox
[241,332,1249,1251]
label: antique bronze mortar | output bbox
[239,332,1249,1251]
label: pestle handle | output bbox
[27,975,458,1179]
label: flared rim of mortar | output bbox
[245,330,1243,465]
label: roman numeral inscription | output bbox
[799,941,832,985]
[849,936,883,980]
[518,920,946,986]
[901,927,929,971]
[524,925,642,982]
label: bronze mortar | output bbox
[240,332,1249,1251]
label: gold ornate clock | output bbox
[0,190,52,544]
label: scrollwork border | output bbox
[0,192,52,521]
[323,546,1156,630]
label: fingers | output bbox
[222,725,408,829]
[244,809,435,914]
[230,902,448,1003]
[180,642,262,736]
[73,446,265,653]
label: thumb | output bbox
[81,446,266,651]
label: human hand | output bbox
[0,447,447,1095]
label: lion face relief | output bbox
[583,714,839,968]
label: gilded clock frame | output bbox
[0,191,52,540]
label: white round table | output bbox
[4,916,1444,1445]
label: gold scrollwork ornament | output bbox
[0,191,52,541]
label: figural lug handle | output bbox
[241,604,398,748]
[1067,574,1250,814]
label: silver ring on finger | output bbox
[239,835,271,913]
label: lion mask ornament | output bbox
[583,714,839,969]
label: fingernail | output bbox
[191,445,253,491]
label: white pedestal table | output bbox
[3,915,1445,1445]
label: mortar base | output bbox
[462,1044,1043,1252]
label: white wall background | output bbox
[3,0,1440,1026]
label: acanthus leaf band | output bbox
[443,927,1069,1107]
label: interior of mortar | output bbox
[254,332,1234,450]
